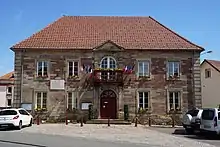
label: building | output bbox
[0,71,14,108]
[201,59,220,108]
[10,16,203,120]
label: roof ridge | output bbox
[148,16,204,51]
[10,16,65,50]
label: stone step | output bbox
[86,119,131,125]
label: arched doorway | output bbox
[100,90,117,119]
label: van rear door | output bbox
[201,109,215,130]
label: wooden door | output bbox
[100,90,117,119]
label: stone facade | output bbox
[13,43,202,120]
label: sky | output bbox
[0,0,219,76]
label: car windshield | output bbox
[0,110,17,115]
[202,109,215,120]
[186,109,199,117]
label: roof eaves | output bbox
[202,59,220,73]
[148,16,205,52]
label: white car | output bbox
[182,108,203,134]
[0,108,33,130]
[200,108,220,135]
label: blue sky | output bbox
[0,0,219,75]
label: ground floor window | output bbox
[138,91,149,109]
[7,99,12,107]
[168,91,181,111]
[67,92,77,109]
[35,92,47,109]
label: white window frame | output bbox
[100,56,117,69]
[67,92,77,109]
[35,92,47,109]
[7,99,12,107]
[68,61,79,77]
[168,91,181,111]
[99,57,117,80]
[167,61,180,77]
[138,91,149,109]
[137,61,150,77]
[7,86,12,94]
[37,61,48,77]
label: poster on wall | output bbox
[81,103,92,110]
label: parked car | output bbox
[200,108,220,135]
[182,108,203,133]
[0,108,33,130]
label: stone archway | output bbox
[100,90,117,119]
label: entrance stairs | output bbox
[86,119,131,125]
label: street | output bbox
[148,127,220,147]
[0,131,150,147]
[0,124,218,147]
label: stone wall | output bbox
[13,48,201,120]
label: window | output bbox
[68,61,78,77]
[0,110,17,115]
[7,87,12,94]
[205,69,211,78]
[100,57,116,69]
[202,109,215,120]
[169,91,181,111]
[35,92,47,109]
[138,92,149,109]
[7,99,12,107]
[37,61,48,77]
[138,61,150,77]
[167,61,180,77]
[67,92,77,109]
[19,110,29,116]
[100,57,117,80]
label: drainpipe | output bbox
[192,50,195,109]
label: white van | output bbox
[200,108,220,135]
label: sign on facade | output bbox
[81,102,92,110]
[50,80,65,90]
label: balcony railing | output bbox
[93,69,123,85]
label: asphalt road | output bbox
[148,127,220,147]
[0,130,158,147]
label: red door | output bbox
[100,90,117,119]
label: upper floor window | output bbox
[138,61,150,77]
[167,61,180,77]
[138,91,149,109]
[100,57,116,69]
[7,87,12,94]
[205,69,211,78]
[37,61,48,77]
[68,61,78,77]
[168,91,181,111]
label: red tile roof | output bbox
[203,60,220,72]
[11,16,204,51]
[0,71,14,81]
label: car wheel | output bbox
[16,121,22,130]
[185,128,194,134]
[28,119,33,127]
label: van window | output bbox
[186,109,199,117]
[218,112,220,120]
[202,109,215,120]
